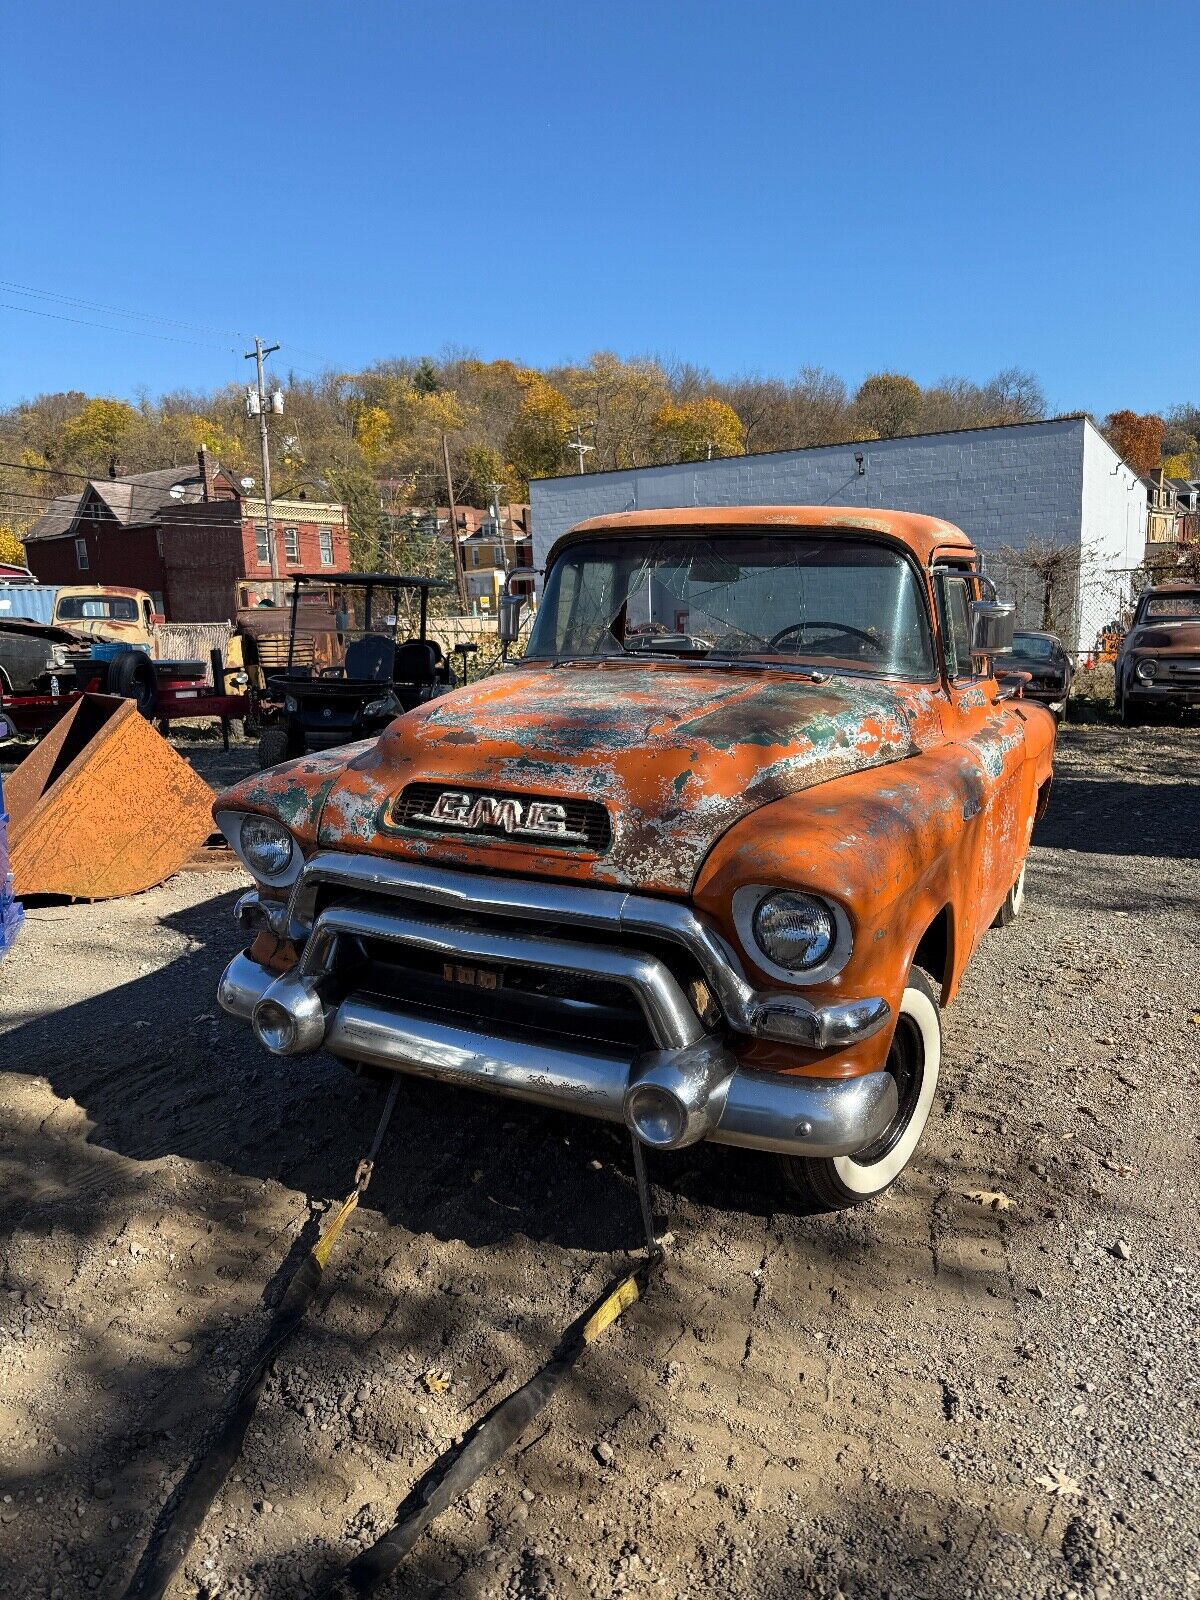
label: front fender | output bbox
[693,743,1011,1060]
[211,740,377,849]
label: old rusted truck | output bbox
[213,509,1055,1210]
[1114,581,1200,725]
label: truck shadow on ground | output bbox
[2,889,1047,1596]
[1036,723,1200,860]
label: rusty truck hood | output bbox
[314,662,936,895]
[1125,619,1200,653]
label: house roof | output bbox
[24,462,222,543]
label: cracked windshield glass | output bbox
[526,533,935,679]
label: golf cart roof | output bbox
[290,572,449,590]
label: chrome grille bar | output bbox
[299,902,704,1051]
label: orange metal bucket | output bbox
[6,695,218,900]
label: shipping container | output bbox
[0,584,58,624]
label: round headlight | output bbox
[240,815,295,880]
[752,891,836,972]
[1137,658,1158,681]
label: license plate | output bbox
[443,963,502,991]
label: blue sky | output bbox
[1,0,1195,416]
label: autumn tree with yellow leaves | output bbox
[8,347,1172,561]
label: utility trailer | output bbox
[0,641,249,747]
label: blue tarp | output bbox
[0,769,21,957]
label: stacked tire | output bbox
[106,650,157,718]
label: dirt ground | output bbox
[1,723,1197,1600]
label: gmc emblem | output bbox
[413,790,588,843]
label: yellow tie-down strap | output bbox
[581,1269,644,1344]
[312,1189,361,1270]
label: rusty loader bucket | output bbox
[5,694,217,900]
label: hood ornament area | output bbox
[402,787,595,845]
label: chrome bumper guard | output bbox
[220,855,898,1157]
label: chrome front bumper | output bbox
[220,854,898,1158]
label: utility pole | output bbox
[567,424,594,475]
[245,337,281,599]
[441,432,468,613]
[487,480,510,576]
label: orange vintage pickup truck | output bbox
[213,508,1055,1210]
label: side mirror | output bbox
[969,599,1015,661]
[498,593,526,645]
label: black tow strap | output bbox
[120,1094,661,1600]
[315,1253,660,1600]
[122,1078,402,1600]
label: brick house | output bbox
[23,448,350,621]
[450,504,534,611]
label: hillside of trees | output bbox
[1,352,1196,571]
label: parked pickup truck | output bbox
[213,508,1056,1210]
[1114,582,1200,725]
[0,583,159,649]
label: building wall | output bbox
[27,525,165,598]
[240,511,351,588]
[1078,423,1147,644]
[529,418,1148,653]
[531,418,1101,566]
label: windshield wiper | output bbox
[701,652,834,682]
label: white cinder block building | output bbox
[529,417,1147,652]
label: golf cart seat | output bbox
[393,639,440,687]
[343,634,395,682]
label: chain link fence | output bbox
[982,553,1151,664]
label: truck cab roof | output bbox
[553,506,975,568]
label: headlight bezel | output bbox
[1136,657,1158,682]
[732,883,852,986]
[215,808,301,889]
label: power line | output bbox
[0,279,250,341]
[0,280,345,374]
[0,300,228,350]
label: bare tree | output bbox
[992,534,1087,636]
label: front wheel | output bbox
[991,861,1026,928]
[1118,678,1143,727]
[777,967,941,1212]
[257,724,300,769]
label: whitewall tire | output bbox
[992,862,1026,928]
[777,967,942,1211]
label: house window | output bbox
[470,547,480,567]
[75,537,89,571]
[319,528,334,566]
[284,527,300,564]
[255,524,269,564]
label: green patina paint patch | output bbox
[269,775,338,830]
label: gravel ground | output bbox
[0,723,1197,1600]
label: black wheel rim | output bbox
[850,1012,924,1167]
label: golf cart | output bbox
[256,573,451,768]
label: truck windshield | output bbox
[526,534,936,679]
[57,595,139,621]
[1141,593,1200,620]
